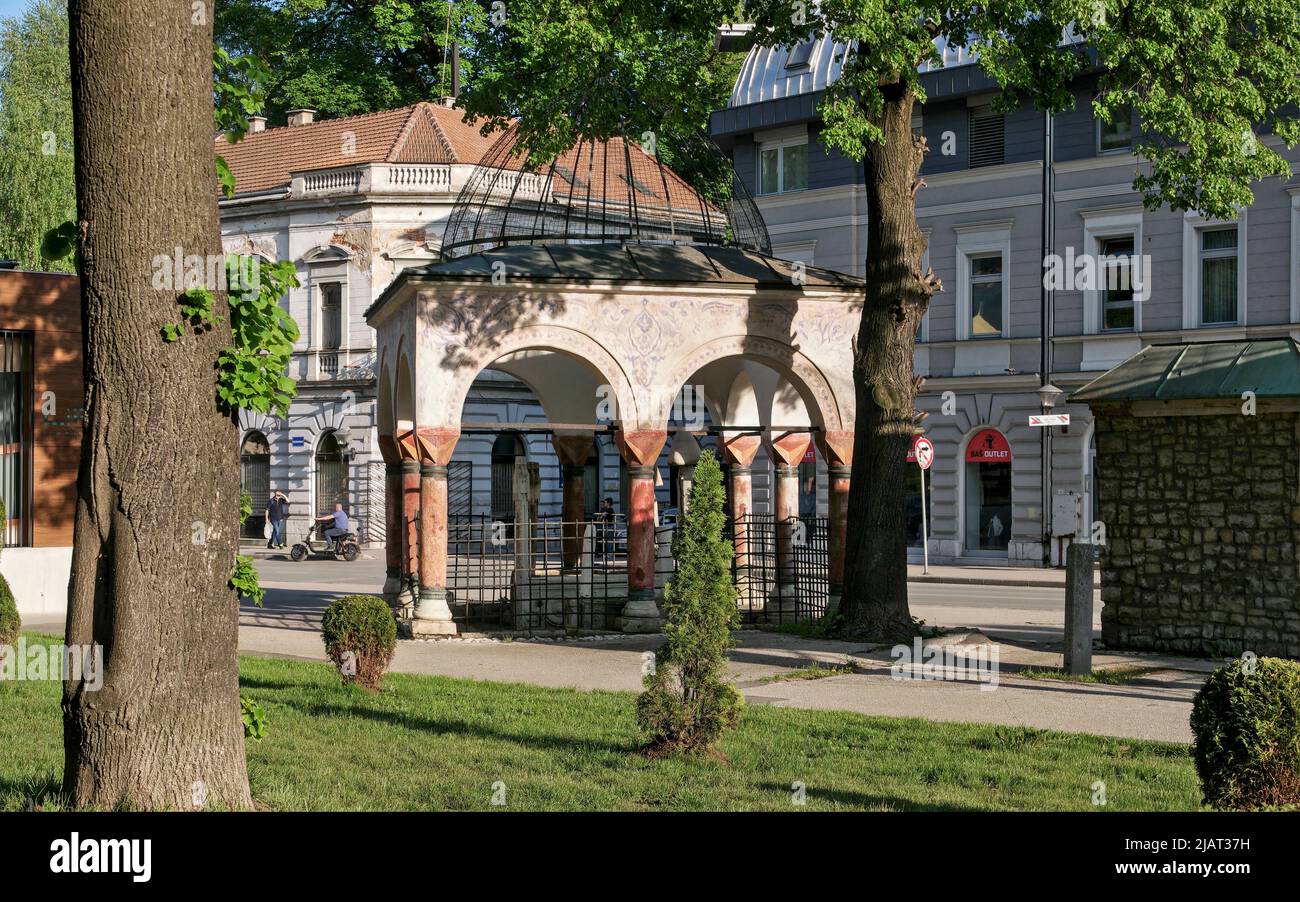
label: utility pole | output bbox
[1039,109,1056,565]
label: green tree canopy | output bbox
[215,0,489,121]
[0,0,75,271]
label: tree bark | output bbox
[838,83,936,642]
[62,0,252,809]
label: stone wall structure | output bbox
[1077,339,1300,659]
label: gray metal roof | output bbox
[1071,339,1300,403]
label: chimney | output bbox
[248,115,267,134]
[286,109,316,127]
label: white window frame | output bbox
[301,246,352,378]
[1181,211,1247,329]
[757,135,809,196]
[955,224,1012,340]
[1081,207,1143,334]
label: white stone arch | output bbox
[298,244,352,264]
[657,334,846,430]
[439,324,640,429]
[377,353,394,435]
[395,341,416,431]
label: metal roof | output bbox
[1071,339,1300,403]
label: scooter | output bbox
[290,521,360,562]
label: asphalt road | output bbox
[248,553,1098,648]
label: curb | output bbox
[907,575,1066,588]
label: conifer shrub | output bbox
[1190,655,1300,810]
[0,499,19,649]
[321,594,397,691]
[636,450,743,755]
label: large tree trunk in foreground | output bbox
[62,0,252,809]
[838,84,935,642]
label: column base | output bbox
[382,567,402,606]
[618,588,662,633]
[409,587,457,637]
[763,580,801,622]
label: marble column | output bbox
[615,429,667,633]
[410,425,460,637]
[766,431,812,620]
[816,430,854,618]
[377,435,403,604]
[551,434,594,569]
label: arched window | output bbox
[315,431,349,517]
[239,431,271,538]
[490,433,525,520]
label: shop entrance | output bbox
[964,428,1012,555]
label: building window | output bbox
[315,431,349,519]
[490,433,525,521]
[759,138,808,195]
[0,331,32,548]
[1200,227,1239,325]
[968,253,1005,337]
[968,105,1005,168]
[319,282,343,350]
[785,39,815,69]
[239,431,271,539]
[1100,236,1136,331]
[1097,103,1134,154]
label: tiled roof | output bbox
[215,102,501,195]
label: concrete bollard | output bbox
[1064,542,1095,675]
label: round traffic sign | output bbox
[912,436,935,470]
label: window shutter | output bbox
[968,105,1005,168]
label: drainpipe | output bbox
[1040,109,1055,566]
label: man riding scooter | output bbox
[315,503,352,553]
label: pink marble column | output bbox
[551,435,594,569]
[615,429,667,633]
[377,435,403,602]
[816,430,854,616]
[722,433,761,572]
[411,426,460,637]
[766,432,813,620]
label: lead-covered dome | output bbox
[441,122,770,259]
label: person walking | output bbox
[265,489,289,549]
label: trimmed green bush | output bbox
[321,594,397,692]
[1190,655,1300,810]
[0,499,18,649]
[637,450,744,755]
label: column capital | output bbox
[551,433,595,468]
[378,434,403,465]
[416,425,460,466]
[815,430,854,469]
[615,429,667,467]
[766,430,813,468]
[720,432,761,467]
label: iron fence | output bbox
[726,514,829,624]
[446,513,628,634]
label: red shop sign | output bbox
[965,428,1012,462]
[802,446,816,463]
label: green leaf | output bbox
[40,220,77,261]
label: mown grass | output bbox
[1018,666,1168,686]
[2,633,1202,811]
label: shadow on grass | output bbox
[756,782,989,812]
[269,694,639,758]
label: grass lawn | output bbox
[2,633,1202,811]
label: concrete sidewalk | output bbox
[235,616,1204,744]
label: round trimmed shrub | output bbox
[321,595,397,692]
[1190,656,1300,810]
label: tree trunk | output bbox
[62,0,252,809]
[838,84,935,642]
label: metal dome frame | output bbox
[440,122,771,260]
